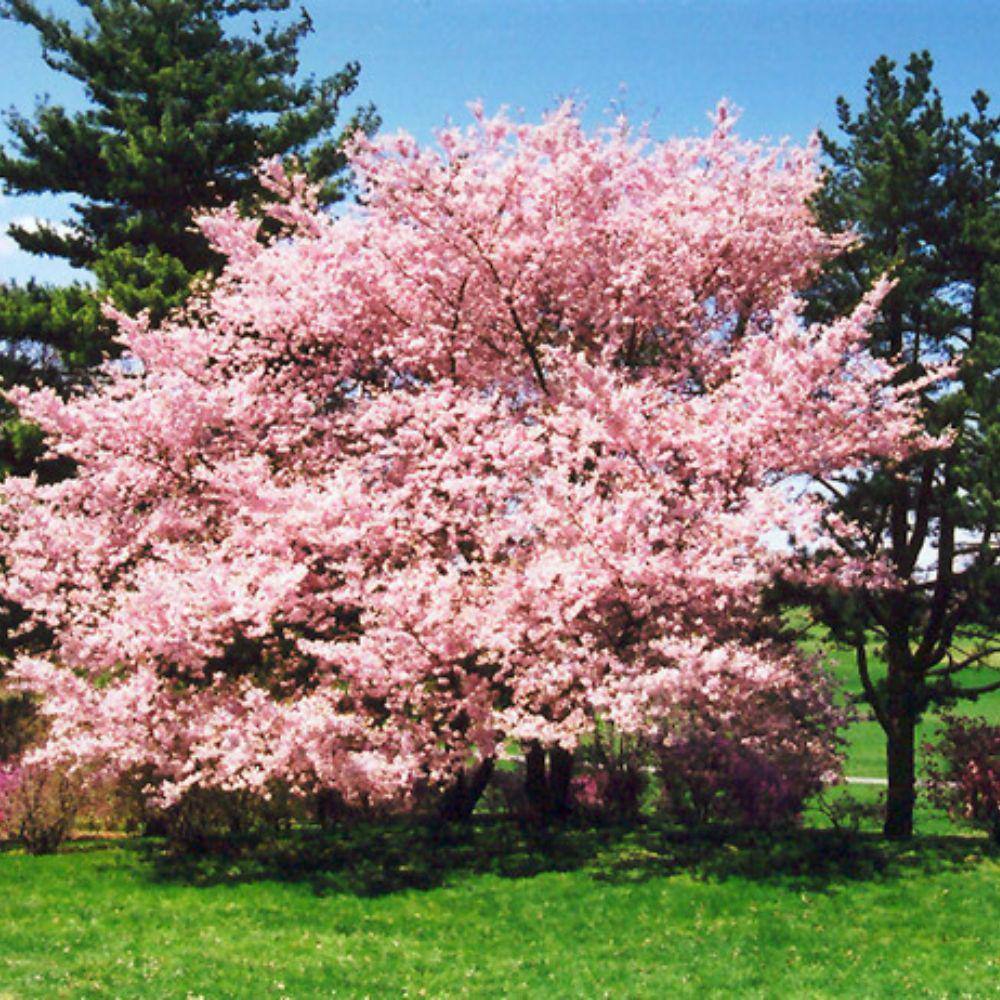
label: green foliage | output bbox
[803,52,999,836]
[0,280,102,477]
[0,0,376,472]
[0,0,376,273]
[808,52,999,645]
[0,280,103,371]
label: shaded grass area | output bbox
[1,822,997,998]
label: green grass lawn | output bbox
[1,824,997,999]
[1,622,996,998]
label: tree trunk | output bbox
[524,741,549,817]
[884,715,916,839]
[548,746,574,819]
[436,757,495,823]
[880,626,918,840]
[523,741,574,821]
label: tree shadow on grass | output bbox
[593,824,995,891]
[140,816,996,897]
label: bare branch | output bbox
[856,641,889,730]
[927,646,1000,676]
[945,678,1000,699]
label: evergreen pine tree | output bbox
[0,0,376,472]
[804,52,999,839]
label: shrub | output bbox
[815,788,886,835]
[657,735,818,828]
[152,785,303,853]
[312,784,416,828]
[652,649,846,829]
[0,763,81,853]
[0,764,20,827]
[924,715,1000,844]
[109,765,304,850]
[572,733,647,823]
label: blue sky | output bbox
[2,0,998,284]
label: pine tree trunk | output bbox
[884,715,916,839]
[881,629,918,840]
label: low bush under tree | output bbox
[654,647,847,828]
[924,715,1000,844]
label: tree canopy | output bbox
[1,106,927,815]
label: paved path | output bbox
[844,776,888,785]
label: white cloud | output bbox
[0,215,80,264]
[0,193,88,283]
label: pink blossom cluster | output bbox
[1,103,929,808]
[652,644,847,826]
[925,715,1000,842]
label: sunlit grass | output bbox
[0,824,997,999]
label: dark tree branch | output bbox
[856,641,890,730]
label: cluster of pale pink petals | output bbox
[1,103,931,806]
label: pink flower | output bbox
[0,102,927,809]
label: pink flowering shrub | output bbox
[654,648,846,828]
[924,715,1000,844]
[0,102,930,818]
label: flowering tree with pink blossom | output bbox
[653,645,847,828]
[0,103,932,823]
